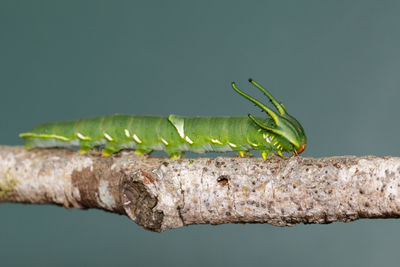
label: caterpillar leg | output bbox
[103,148,118,156]
[103,143,123,156]
[169,153,184,159]
[79,141,95,154]
[80,147,89,154]
[259,151,274,161]
[275,151,291,159]
[135,149,152,156]
[238,151,253,157]
[165,149,184,159]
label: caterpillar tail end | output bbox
[19,133,34,149]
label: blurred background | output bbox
[1,1,400,266]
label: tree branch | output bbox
[0,146,399,232]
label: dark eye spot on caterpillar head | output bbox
[217,175,229,186]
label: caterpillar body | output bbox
[19,79,307,160]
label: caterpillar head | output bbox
[232,79,307,155]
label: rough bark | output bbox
[0,146,399,232]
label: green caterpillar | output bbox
[19,79,307,160]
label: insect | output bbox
[19,79,307,160]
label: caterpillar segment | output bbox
[19,79,307,159]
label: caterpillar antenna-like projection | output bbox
[20,79,307,160]
[231,81,279,124]
[248,78,287,115]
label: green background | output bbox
[1,1,400,266]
